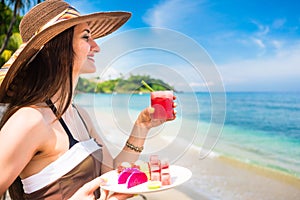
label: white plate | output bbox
[99,165,192,194]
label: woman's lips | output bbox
[87,56,94,62]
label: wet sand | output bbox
[132,144,300,200]
[93,109,300,200]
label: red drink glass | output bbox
[151,91,174,120]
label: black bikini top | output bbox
[46,99,79,149]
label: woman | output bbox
[0,1,175,199]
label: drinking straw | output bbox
[141,80,155,92]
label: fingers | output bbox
[109,193,134,200]
[99,178,108,186]
[99,188,109,200]
[172,96,177,119]
[173,102,177,108]
[148,107,155,114]
[69,177,107,200]
[167,112,177,121]
[100,190,133,200]
[84,177,107,192]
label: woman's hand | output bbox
[68,177,106,200]
[114,96,177,167]
[99,190,133,200]
[135,96,177,130]
[68,177,133,200]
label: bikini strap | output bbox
[72,104,90,136]
[45,99,79,148]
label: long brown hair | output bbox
[0,27,75,199]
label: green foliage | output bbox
[94,78,118,93]
[76,77,97,93]
[6,32,22,51]
[0,49,12,66]
[0,2,13,35]
[0,2,22,38]
[1,49,12,60]
[76,75,174,94]
[0,2,22,66]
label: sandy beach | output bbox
[86,104,300,200]
[132,145,300,200]
[3,104,300,200]
[131,144,300,200]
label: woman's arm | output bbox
[113,107,166,168]
[76,105,174,172]
[68,177,133,200]
[0,107,47,195]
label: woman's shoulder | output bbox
[4,106,50,136]
[13,106,45,123]
[0,107,52,156]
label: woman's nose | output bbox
[90,39,100,53]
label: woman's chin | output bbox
[80,64,97,74]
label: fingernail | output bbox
[149,107,155,113]
[99,178,108,186]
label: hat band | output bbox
[34,6,80,37]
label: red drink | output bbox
[151,91,174,120]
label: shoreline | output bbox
[89,104,300,182]
[84,105,300,199]
[160,133,300,183]
[76,92,300,184]
[218,154,300,189]
[131,142,300,200]
[131,137,300,199]
[149,143,300,200]
[122,134,300,199]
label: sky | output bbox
[65,0,300,92]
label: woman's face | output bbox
[73,23,100,76]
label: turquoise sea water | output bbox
[75,92,300,178]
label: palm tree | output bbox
[0,0,43,58]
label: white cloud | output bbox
[271,40,283,49]
[272,18,286,29]
[106,31,300,92]
[251,20,270,36]
[100,67,120,80]
[218,42,300,91]
[252,37,265,49]
[143,0,202,29]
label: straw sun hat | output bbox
[0,0,131,84]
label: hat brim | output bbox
[2,11,131,84]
